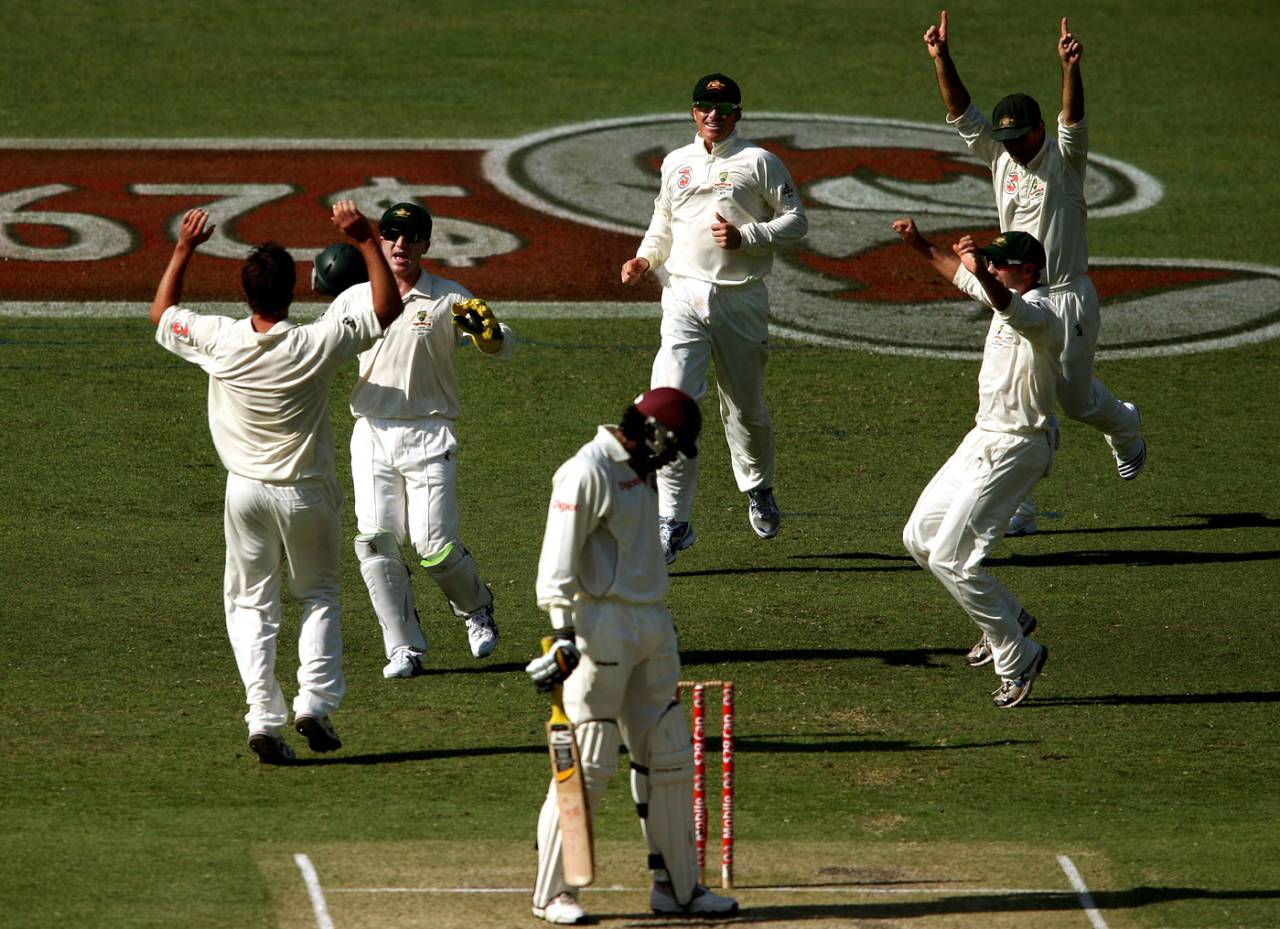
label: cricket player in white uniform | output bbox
[151,203,402,762]
[894,219,1056,708]
[621,73,808,563]
[925,12,1146,535]
[342,202,516,678]
[525,388,738,924]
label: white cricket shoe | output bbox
[650,882,739,915]
[532,891,588,925]
[383,646,425,679]
[992,643,1050,709]
[1005,498,1038,537]
[1113,402,1147,480]
[966,608,1038,668]
[747,487,781,539]
[465,606,499,659]
[659,517,696,565]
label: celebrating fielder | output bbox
[151,202,402,762]
[339,202,516,679]
[924,12,1146,536]
[894,219,1055,708]
[621,73,808,563]
[524,388,738,924]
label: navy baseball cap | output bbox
[692,73,741,105]
[379,202,432,242]
[979,231,1046,268]
[990,93,1042,141]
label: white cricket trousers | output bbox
[1050,278,1142,457]
[222,472,345,735]
[902,427,1053,679]
[651,275,774,521]
[533,599,685,907]
[350,415,461,559]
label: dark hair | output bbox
[241,243,296,317]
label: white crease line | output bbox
[294,854,336,929]
[328,884,1066,896]
[1057,855,1110,929]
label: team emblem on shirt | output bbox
[712,170,734,192]
[411,309,434,336]
[676,166,692,190]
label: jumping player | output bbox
[894,219,1055,708]
[924,12,1146,535]
[525,388,738,923]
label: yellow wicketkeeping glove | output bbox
[451,297,505,354]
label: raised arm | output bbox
[329,200,403,329]
[149,209,214,326]
[953,236,1013,311]
[892,217,961,282]
[1059,17,1084,125]
[924,11,971,118]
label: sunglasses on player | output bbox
[380,228,425,244]
[694,100,738,117]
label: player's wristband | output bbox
[548,605,574,631]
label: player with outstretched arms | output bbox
[150,202,401,762]
[524,388,738,925]
[924,11,1146,536]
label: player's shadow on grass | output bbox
[682,646,960,669]
[679,884,1280,923]
[987,548,1280,569]
[1033,690,1280,707]
[1018,510,1280,537]
[286,732,1022,767]
[675,551,918,578]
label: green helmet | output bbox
[311,243,368,296]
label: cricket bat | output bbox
[542,635,595,887]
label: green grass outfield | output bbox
[3,3,1280,928]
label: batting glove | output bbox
[451,298,505,354]
[525,633,581,693]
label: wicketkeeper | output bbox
[525,388,738,924]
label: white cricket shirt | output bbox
[951,105,1089,287]
[953,268,1064,435]
[344,271,514,422]
[636,131,808,286]
[156,301,382,482]
[536,427,668,629]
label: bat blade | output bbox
[547,713,594,886]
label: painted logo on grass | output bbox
[482,114,1280,359]
[0,145,638,304]
[2,121,1279,358]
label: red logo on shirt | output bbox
[171,321,189,338]
[676,166,692,190]
[1005,170,1020,194]
[552,500,577,512]
[618,476,645,491]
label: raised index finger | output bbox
[940,10,948,39]
[1061,17,1069,39]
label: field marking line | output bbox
[328,884,1065,897]
[294,854,336,929]
[1057,854,1111,929]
